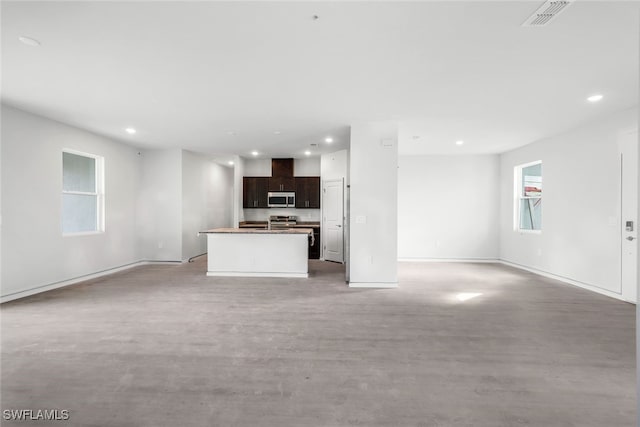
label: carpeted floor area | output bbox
[1,260,635,426]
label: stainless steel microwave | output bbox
[267,192,295,208]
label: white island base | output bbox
[203,229,311,278]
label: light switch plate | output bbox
[356,215,367,224]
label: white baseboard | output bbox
[0,259,181,303]
[398,258,499,263]
[147,261,183,265]
[499,260,632,303]
[206,271,308,278]
[349,282,398,288]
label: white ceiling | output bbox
[2,1,639,158]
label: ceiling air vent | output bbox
[522,0,573,27]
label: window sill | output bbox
[516,229,541,235]
[63,231,104,237]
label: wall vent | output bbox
[522,0,573,27]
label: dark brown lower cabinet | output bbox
[309,228,320,259]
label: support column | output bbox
[348,122,398,288]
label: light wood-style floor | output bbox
[1,260,636,427]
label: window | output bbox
[515,161,542,232]
[62,150,104,234]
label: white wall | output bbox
[636,64,640,411]
[139,149,234,262]
[499,107,638,295]
[243,158,271,176]
[181,151,233,261]
[205,160,234,231]
[349,123,398,287]
[0,106,237,300]
[0,107,4,296]
[137,149,182,262]
[321,150,348,182]
[1,105,142,298]
[398,155,500,260]
[182,150,207,259]
[1,103,3,293]
[294,158,321,176]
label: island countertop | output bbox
[201,227,313,235]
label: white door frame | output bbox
[620,128,638,303]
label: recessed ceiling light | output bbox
[18,36,40,47]
[227,131,236,136]
[325,137,333,143]
[251,151,259,156]
[456,140,464,146]
[274,130,282,135]
[587,94,603,103]
[228,161,234,166]
[125,127,136,135]
[304,151,311,156]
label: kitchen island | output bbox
[200,228,314,278]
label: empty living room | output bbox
[1,1,639,426]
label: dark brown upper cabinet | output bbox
[243,177,269,208]
[268,176,295,192]
[269,159,295,191]
[271,158,294,178]
[295,177,320,208]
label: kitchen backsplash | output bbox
[243,208,321,222]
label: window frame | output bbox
[62,148,105,236]
[514,160,542,234]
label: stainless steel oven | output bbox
[269,215,297,229]
[267,192,295,208]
